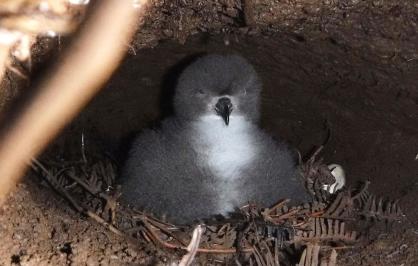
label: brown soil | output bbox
[0,179,155,266]
[1,0,418,265]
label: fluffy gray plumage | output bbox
[120,54,310,224]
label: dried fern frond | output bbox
[358,193,403,222]
[322,190,354,219]
[351,181,405,222]
[292,218,357,246]
[300,146,336,202]
[297,245,338,266]
[30,150,406,266]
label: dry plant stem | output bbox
[141,217,254,254]
[66,171,100,194]
[0,0,150,205]
[266,199,290,215]
[31,158,124,236]
[328,249,338,266]
[178,225,205,266]
[86,210,124,236]
[31,158,83,212]
[146,219,188,246]
[66,170,114,203]
[312,145,324,159]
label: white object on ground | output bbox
[176,225,205,266]
[323,164,346,194]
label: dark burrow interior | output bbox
[1,29,417,265]
[77,33,417,207]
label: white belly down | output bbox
[192,115,258,213]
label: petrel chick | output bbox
[120,54,310,224]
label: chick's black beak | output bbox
[215,97,233,126]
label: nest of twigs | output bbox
[31,146,405,265]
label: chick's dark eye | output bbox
[197,89,205,95]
